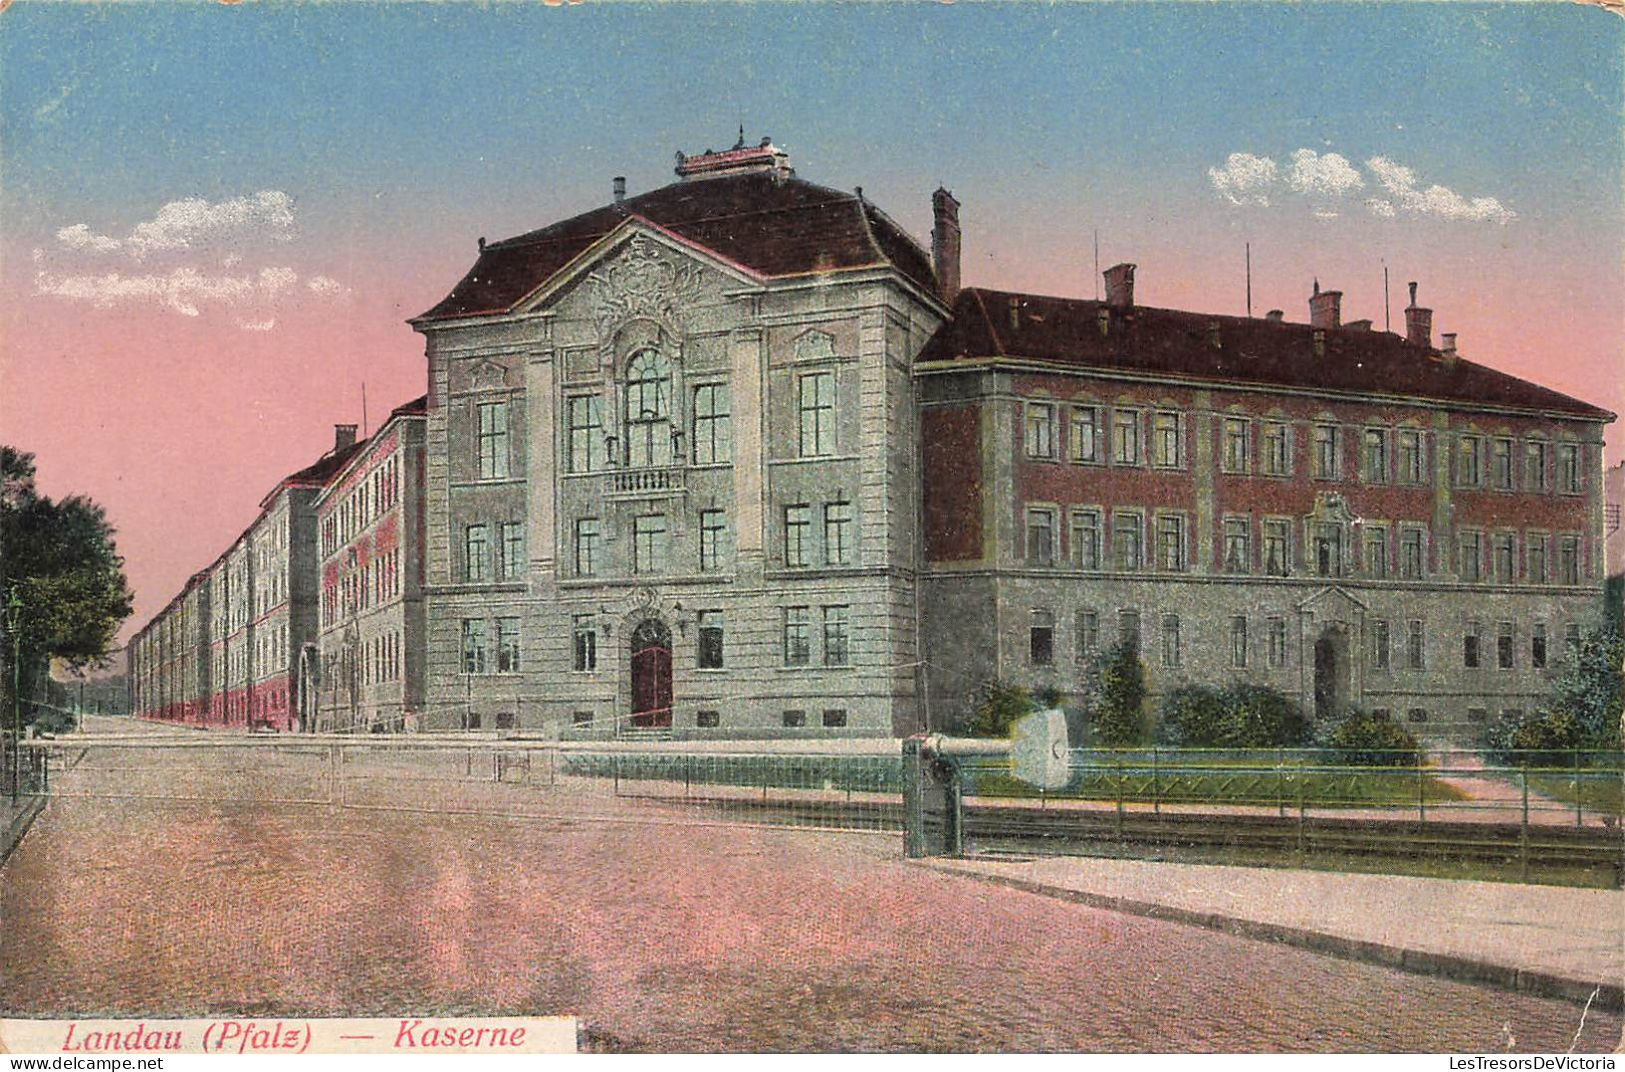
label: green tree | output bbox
[1549,626,1623,749]
[1,447,134,730]
[1087,641,1147,746]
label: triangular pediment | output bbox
[1296,585,1369,614]
[510,219,762,319]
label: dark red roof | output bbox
[417,172,939,321]
[918,288,1613,421]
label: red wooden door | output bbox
[630,621,673,729]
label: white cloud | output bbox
[306,274,346,296]
[1364,155,1515,224]
[1365,199,1398,218]
[53,191,297,258]
[238,318,277,332]
[34,265,305,320]
[1287,149,1363,198]
[1207,152,1277,206]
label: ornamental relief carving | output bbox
[587,234,706,338]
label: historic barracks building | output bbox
[131,140,1613,743]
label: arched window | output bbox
[625,348,672,467]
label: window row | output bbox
[566,606,853,673]
[1019,402,1588,495]
[462,521,526,584]
[322,547,406,626]
[569,707,850,730]
[1461,620,1582,671]
[460,616,523,675]
[572,511,734,577]
[322,455,404,557]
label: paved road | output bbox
[4,758,1620,1053]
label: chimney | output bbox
[334,424,358,452]
[931,187,961,304]
[1265,309,1285,323]
[1440,332,1458,362]
[1308,281,1342,329]
[1104,262,1136,309]
[612,176,626,203]
[1404,281,1432,347]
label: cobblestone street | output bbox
[3,748,1620,1052]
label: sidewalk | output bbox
[922,854,1625,1010]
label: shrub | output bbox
[31,707,76,736]
[1159,682,1310,748]
[1158,685,1230,746]
[1485,709,1586,768]
[1326,709,1421,767]
[964,679,1035,739]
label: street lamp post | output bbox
[6,591,23,806]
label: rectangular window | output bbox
[1313,522,1344,577]
[464,524,489,583]
[1070,509,1101,570]
[1407,620,1425,670]
[699,510,727,573]
[460,619,487,675]
[1525,440,1548,491]
[1152,411,1182,468]
[1223,517,1251,574]
[575,518,600,577]
[784,505,812,568]
[500,522,525,580]
[1497,621,1514,670]
[1398,429,1424,485]
[572,615,597,672]
[1221,418,1250,474]
[477,401,510,480]
[633,514,668,575]
[1458,530,1482,582]
[798,372,836,457]
[1112,512,1143,571]
[1463,621,1481,669]
[1267,617,1288,669]
[1263,519,1291,576]
[1027,507,1056,566]
[1112,409,1141,466]
[822,709,848,729]
[696,710,720,729]
[1312,424,1340,479]
[1119,609,1142,655]
[496,617,521,673]
[697,610,724,669]
[784,607,811,666]
[1069,405,1101,463]
[1492,533,1515,582]
[1557,443,1581,494]
[692,384,732,465]
[1527,535,1548,584]
[1156,514,1187,571]
[1456,433,1481,487]
[1230,616,1248,669]
[824,501,853,566]
[1364,525,1388,579]
[1262,421,1290,476]
[1161,614,1181,668]
[1399,527,1425,579]
[567,396,606,473]
[1029,609,1054,666]
[823,605,851,667]
[1557,535,1581,584]
[1362,428,1388,484]
[1024,402,1055,459]
[1076,609,1099,660]
[1532,624,1548,669]
[782,710,807,728]
[1491,438,1514,490]
[1370,620,1391,670]
[1565,622,1582,659]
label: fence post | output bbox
[1277,747,1286,819]
[1152,747,1160,816]
[1416,755,1426,824]
[1114,753,1125,837]
[328,744,341,805]
[685,754,691,799]
[613,752,620,797]
[1520,768,1530,882]
[1574,747,1583,828]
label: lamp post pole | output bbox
[6,591,23,806]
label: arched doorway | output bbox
[1313,626,1350,722]
[629,618,673,729]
